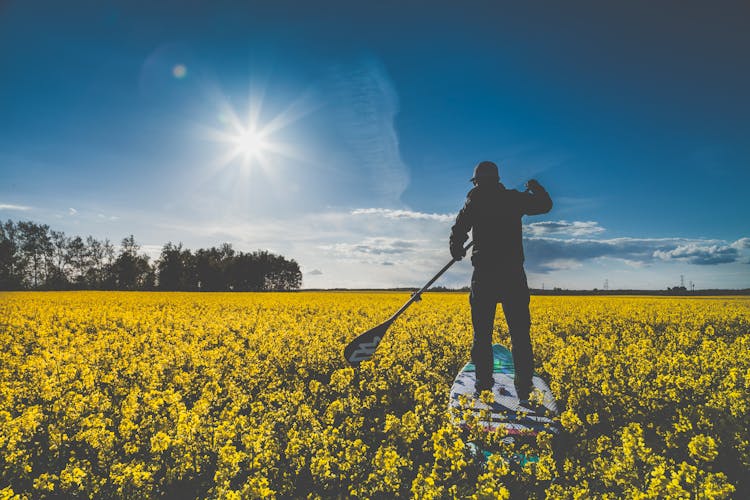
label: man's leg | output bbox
[501,279,533,400]
[470,268,497,391]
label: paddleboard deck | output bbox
[449,344,560,438]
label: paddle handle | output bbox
[387,241,474,323]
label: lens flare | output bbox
[172,64,187,79]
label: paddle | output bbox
[343,241,474,366]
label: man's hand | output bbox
[526,179,544,193]
[450,244,466,261]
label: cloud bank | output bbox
[335,208,749,281]
[524,236,747,273]
[96,195,750,290]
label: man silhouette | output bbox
[450,161,552,402]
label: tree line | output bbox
[0,220,302,291]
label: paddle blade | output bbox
[343,320,392,366]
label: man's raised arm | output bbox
[521,179,552,215]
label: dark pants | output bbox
[470,265,533,399]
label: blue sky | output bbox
[1,1,749,289]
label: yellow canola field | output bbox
[0,292,748,499]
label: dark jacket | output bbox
[450,182,552,268]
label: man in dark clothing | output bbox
[450,161,552,401]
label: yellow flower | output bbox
[0,291,747,498]
[688,434,719,462]
[149,431,171,454]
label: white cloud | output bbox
[0,203,32,211]
[653,243,739,265]
[525,220,604,237]
[319,237,424,260]
[731,237,750,250]
[326,58,409,204]
[69,208,78,216]
[351,208,455,222]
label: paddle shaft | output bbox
[386,241,474,323]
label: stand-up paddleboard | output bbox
[449,344,560,456]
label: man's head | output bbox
[470,161,499,186]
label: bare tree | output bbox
[18,221,52,288]
[0,220,23,289]
[86,236,105,288]
[67,236,87,287]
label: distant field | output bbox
[1,292,747,498]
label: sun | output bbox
[232,126,271,162]
[202,86,313,177]
[208,116,277,172]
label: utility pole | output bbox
[680,275,685,288]
[604,279,609,291]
